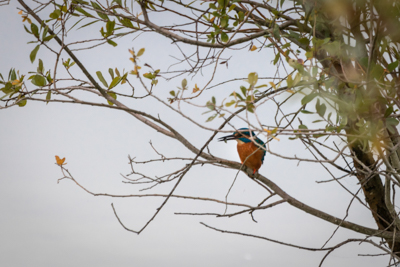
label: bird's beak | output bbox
[218,134,237,142]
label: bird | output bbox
[218,128,266,174]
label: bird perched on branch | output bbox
[218,128,266,174]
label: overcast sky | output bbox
[0,1,391,266]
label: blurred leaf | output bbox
[38,59,44,73]
[301,93,317,105]
[107,39,117,47]
[31,74,47,87]
[96,71,108,87]
[316,99,326,117]
[247,72,258,85]
[386,117,399,134]
[17,99,27,107]
[220,32,229,42]
[109,77,122,89]
[250,45,257,51]
[46,90,51,104]
[30,23,39,37]
[55,155,66,166]
[91,1,109,20]
[181,78,187,89]
[388,61,399,72]
[30,45,40,63]
[137,48,145,57]
[107,91,117,105]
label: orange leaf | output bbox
[250,45,257,51]
[193,83,200,93]
[18,10,23,15]
[55,155,66,166]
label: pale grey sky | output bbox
[0,1,389,266]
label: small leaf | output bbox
[181,78,187,89]
[301,93,317,105]
[193,83,200,93]
[30,23,39,37]
[247,72,258,85]
[137,48,145,57]
[30,45,40,63]
[17,99,27,107]
[96,71,108,87]
[38,59,44,73]
[109,77,122,89]
[315,99,326,117]
[107,91,117,105]
[250,45,257,51]
[220,32,229,43]
[107,39,118,47]
[388,61,399,73]
[55,155,66,166]
[31,75,47,87]
[46,90,51,104]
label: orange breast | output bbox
[237,142,264,172]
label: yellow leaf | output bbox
[55,155,66,166]
[12,80,20,85]
[269,81,276,90]
[193,83,200,93]
[210,17,215,23]
[128,49,134,55]
[250,45,257,51]
[287,89,295,93]
[18,10,23,15]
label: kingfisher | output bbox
[218,128,266,174]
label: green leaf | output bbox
[206,113,217,122]
[181,78,187,89]
[49,9,61,19]
[17,99,27,107]
[74,7,94,17]
[106,20,115,35]
[119,17,134,28]
[240,86,247,96]
[31,75,47,87]
[388,61,399,73]
[300,110,314,114]
[107,39,117,47]
[2,82,13,94]
[107,91,117,105]
[273,53,280,65]
[169,90,176,96]
[298,124,308,129]
[301,93,317,105]
[38,59,44,73]
[31,23,39,37]
[108,68,114,79]
[220,32,229,42]
[386,117,399,134]
[384,106,394,118]
[273,24,280,40]
[247,72,258,85]
[43,35,55,42]
[91,1,109,20]
[46,90,51,104]
[9,69,16,81]
[315,99,326,117]
[109,77,122,89]
[96,71,108,87]
[137,48,145,57]
[225,100,236,107]
[30,45,40,63]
